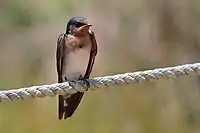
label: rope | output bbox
[0,63,200,103]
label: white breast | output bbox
[62,47,91,81]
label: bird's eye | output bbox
[74,22,85,28]
[75,22,79,26]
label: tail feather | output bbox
[64,92,84,119]
[58,92,84,119]
[58,95,64,119]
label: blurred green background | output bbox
[1,0,200,133]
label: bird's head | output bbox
[66,16,92,35]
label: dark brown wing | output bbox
[84,30,98,78]
[56,33,66,83]
[56,33,67,119]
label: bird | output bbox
[56,16,98,119]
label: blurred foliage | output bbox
[1,0,200,133]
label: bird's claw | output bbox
[78,76,90,91]
[65,76,90,91]
[80,79,90,90]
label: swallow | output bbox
[56,16,98,119]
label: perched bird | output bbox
[56,17,98,119]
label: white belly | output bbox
[62,48,91,81]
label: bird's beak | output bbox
[79,24,92,32]
[86,24,92,27]
[81,24,92,28]
[81,24,92,29]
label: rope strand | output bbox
[0,63,200,103]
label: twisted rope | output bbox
[1,63,200,103]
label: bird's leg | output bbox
[64,76,90,91]
[78,75,90,91]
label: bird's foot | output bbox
[65,76,90,92]
[78,75,90,91]
[79,79,90,91]
[65,76,76,88]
